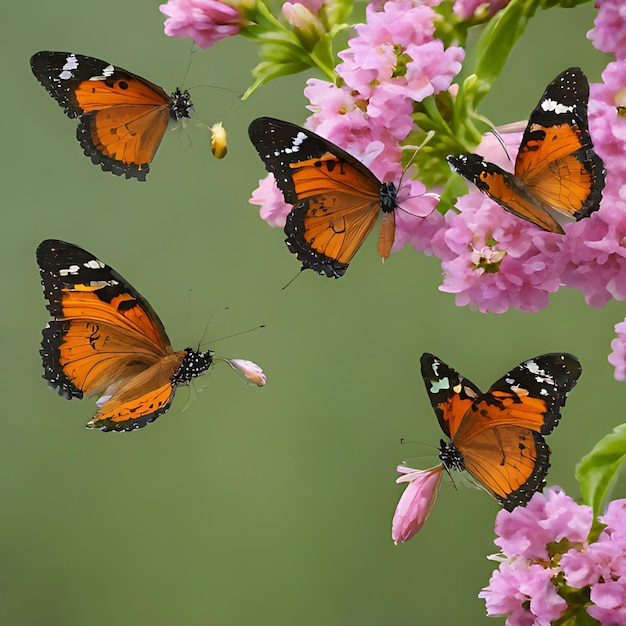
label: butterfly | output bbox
[248,117,399,278]
[30,51,193,181]
[37,239,214,432]
[447,67,605,234]
[420,352,581,510]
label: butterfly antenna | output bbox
[282,268,305,290]
[196,313,215,351]
[180,42,196,90]
[200,324,265,349]
[474,114,512,162]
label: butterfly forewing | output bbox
[248,117,396,277]
[516,67,605,220]
[420,353,483,439]
[30,51,192,180]
[485,353,582,435]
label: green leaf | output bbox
[576,424,626,516]
[473,0,540,102]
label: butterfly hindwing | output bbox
[30,51,192,180]
[447,67,604,233]
[248,117,396,277]
[37,240,214,431]
[423,353,581,510]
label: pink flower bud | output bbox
[225,358,267,386]
[392,464,443,543]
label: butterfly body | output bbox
[38,239,212,431]
[420,352,581,510]
[248,117,398,278]
[447,67,605,233]
[31,51,192,180]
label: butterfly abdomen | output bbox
[171,349,214,387]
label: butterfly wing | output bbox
[446,154,565,233]
[37,239,181,430]
[449,353,581,509]
[515,67,605,221]
[248,117,387,277]
[30,51,192,180]
[420,353,484,439]
[447,68,604,233]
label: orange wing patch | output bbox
[30,51,192,180]
[460,426,549,508]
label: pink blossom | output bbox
[588,580,626,624]
[608,319,626,381]
[395,201,445,255]
[249,174,291,228]
[599,498,626,548]
[479,560,567,625]
[589,61,626,181]
[433,194,567,313]
[560,199,626,308]
[159,0,247,49]
[588,0,626,60]
[392,464,443,543]
[453,0,511,19]
[493,488,593,561]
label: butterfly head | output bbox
[171,348,214,387]
[170,88,193,120]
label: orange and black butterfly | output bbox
[447,67,605,234]
[421,352,581,510]
[248,117,399,278]
[30,51,192,181]
[37,239,214,431]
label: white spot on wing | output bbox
[83,259,104,269]
[62,54,78,71]
[284,131,308,154]
[59,264,80,276]
[541,98,574,115]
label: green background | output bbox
[2,2,620,624]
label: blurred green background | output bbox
[2,2,620,625]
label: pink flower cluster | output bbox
[160,0,247,49]
[588,0,626,60]
[252,0,463,244]
[480,487,626,625]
